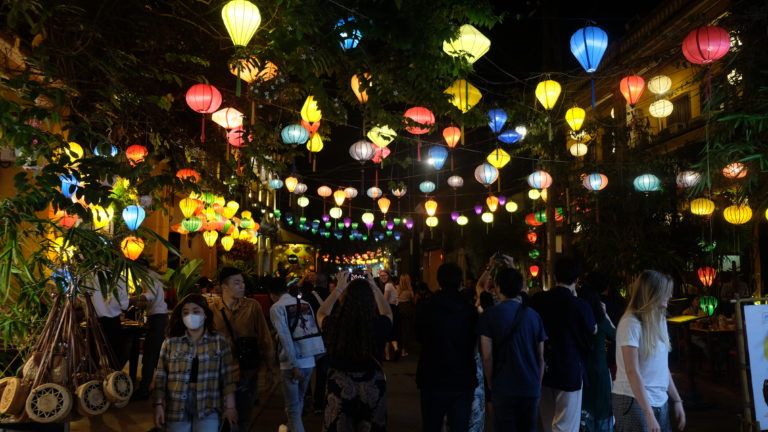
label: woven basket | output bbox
[24,383,72,423]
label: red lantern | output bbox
[529,265,540,278]
[619,75,645,106]
[185,84,223,142]
[227,126,248,148]
[527,232,537,243]
[525,213,543,227]
[371,146,391,164]
[403,107,435,135]
[443,126,461,148]
[126,145,148,165]
[301,119,321,136]
[697,266,716,287]
[176,169,200,183]
[682,26,730,65]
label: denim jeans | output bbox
[166,388,220,432]
[280,367,313,432]
[420,389,474,432]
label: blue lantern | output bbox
[633,174,661,192]
[394,231,402,241]
[268,178,284,190]
[487,109,507,134]
[334,230,343,240]
[419,181,436,194]
[570,26,608,73]
[122,205,146,230]
[281,124,309,145]
[312,220,320,229]
[60,173,79,198]
[336,17,362,50]
[427,146,449,170]
[497,129,522,144]
[94,143,118,157]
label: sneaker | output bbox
[278,425,288,432]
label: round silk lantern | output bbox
[443,126,461,148]
[60,173,79,198]
[392,187,407,198]
[361,212,375,225]
[535,80,561,110]
[419,181,436,194]
[682,26,731,65]
[426,216,438,228]
[186,84,222,142]
[317,186,332,198]
[633,174,661,192]
[403,107,434,135]
[676,171,701,188]
[569,143,588,157]
[344,187,358,199]
[528,189,541,200]
[176,169,200,183]
[268,179,284,190]
[227,127,247,147]
[505,201,518,213]
[722,162,747,179]
[690,198,715,216]
[367,187,383,199]
[474,163,499,187]
[349,140,375,163]
[583,173,608,191]
[442,24,491,64]
[620,75,645,106]
[648,75,672,95]
[293,183,307,195]
[456,215,468,226]
[649,100,673,118]
[281,124,309,145]
[182,216,203,233]
[126,145,148,165]
[329,207,343,219]
[723,204,752,225]
[297,196,310,208]
[447,175,464,189]
[221,0,261,46]
[527,170,553,189]
[481,212,494,223]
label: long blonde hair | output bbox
[624,270,672,358]
[397,274,413,294]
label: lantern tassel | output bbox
[313,155,317,172]
[591,79,596,109]
[200,115,205,142]
[235,64,242,97]
[375,168,379,188]
[251,101,255,125]
[417,138,421,162]
[461,124,465,146]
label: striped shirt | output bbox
[153,331,236,421]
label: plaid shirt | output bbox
[153,331,236,421]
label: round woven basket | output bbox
[76,380,110,416]
[103,371,133,402]
[25,383,72,423]
[0,378,30,416]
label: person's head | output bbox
[398,274,413,293]
[554,256,583,286]
[494,267,524,300]
[219,267,245,299]
[324,279,379,361]
[266,277,288,302]
[168,294,215,337]
[626,270,673,357]
[577,280,606,324]
[195,277,214,294]
[378,269,391,283]
[437,262,463,291]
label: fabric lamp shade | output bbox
[649,100,673,118]
[367,187,383,199]
[648,75,672,95]
[583,173,608,191]
[185,84,222,113]
[404,107,435,135]
[91,205,114,230]
[179,198,198,218]
[723,204,752,225]
[682,26,731,65]
[122,205,146,230]
[293,183,307,195]
[378,197,391,215]
[620,75,645,106]
[297,196,310,208]
[498,129,522,144]
[442,24,490,64]
[565,107,586,131]
[428,146,449,169]
[486,148,510,168]
[481,212,494,223]
[447,175,464,189]
[230,58,277,83]
[535,80,561,110]
[528,232,539,245]
[222,0,261,46]
[445,79,482,113]
[221,236,235,251]
[203,230,219,247]
[336,17,362,50]
[487,109,507,134]
[350,73,371,104]
[426,216,439,228]
[182,216,203,233]
[301,96,322,123]
[528,189,541,200]
[329,207,343,219]
[285,176,299,193]
[633,174,661,192]
[306,134,324,153]
[570,26,608,73]
[349,140,376,163]
[344,187,358,199]
[281,124,309,145]
[268,178,284,190]
[529,265,540,278]
[486,195,499,212]
[333,190,346,207]
[361,212,375,224]
[722,162,747,179]
[126,145,148,165]
[698,267,716,287]
[505,201,518,213]
[317,186,332,198]
[456,215,468,226]
[676,171,701,188]
[121,236,145,260]
[212,107,244,129]
[392,187,407,198]
[690,198,715,216]
[425,199,438,216]
[474,163,499,187]
[227,126,247,147]
[367,125,397,148]
[569,143,588,157]
[419,181,436,194]
[176,169,200,183]
[527,170,553,189]
[443,127,461,148]
[60,173,79,198]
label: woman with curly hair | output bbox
[317,272,393,432]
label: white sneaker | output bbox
[278,425,288,432]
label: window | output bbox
[667,93,691,129]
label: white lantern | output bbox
[447,175,464,189]
[527,170,553,189]
[569,143,588,157]
[649,100,673,118]
[211,107,244,129]
[474,163,498,187]
[293,182,308,195]
[349,140,376,163]
[344,187,358,199]
[647,75,672,95]
[367,187,382,199]
[676,171,701,188]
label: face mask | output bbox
[183,313,205,330]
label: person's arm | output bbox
[537,340,545,385]
[369,278,393,321]
[269,305,300,370]
[253,305,276,374]
[480,335,494,390]
[153,340,169,428]
[668,371,686,430]
[317,272,348,329]
[621,345,662,432]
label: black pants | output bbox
[420,389,474,432]
[313,354,330,411]
[492,395,539,432]
[97,316,125,369]
[138,313,168,391]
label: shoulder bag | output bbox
[220,308,261,370]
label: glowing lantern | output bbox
[367,187,383,199]
[527,170,553,189]
[488,109,507,134]
[456,215,468,226]
[336,17,362,50]
[224,201,240,219]
[428,146,449,169]
[487,148,510,168]
[442,24,491,64]
[481,212,494,223]
[91,205,114,230]
[350,73,371,104]
[486,195,499,212]
[698,266,716,287]
[307,134,324,153]
[93,143,118,157]
[222,0,261,46]
[344,187,358,199]
[633,174,661,192]
[403,107,434,135]
[505,201,518,213]
[619,75,645,106]
[723,204,752,225]
[443,127,461,148]
[700,296,718,316]
[122,205,146,230]
[268,179,284,190]
[445,79,482,113]
[349,140,376,163]
[392,187,407,198]
[690,198,715,216]
[281,124,309,145]
[583,173,608,191]
[230,58,277,83]
[570,25,608,73]
[527,232,538,243]
[121,236,145,260]
[371,147,391,164]
[425,199,438,217]
[676,171,701,188]
[474,163,499,187]
[203,230,219,247]
[528,189,541,200]
[221,236,235,251]
[176,169,200,183]
[648,75,672,95]
[541,189,549,202]
[212,108,244,129]
[569,143,588,157]
[333,190,346,207]
[419,181,436,194]
[284,176,298,193]
[565,107,586,131]
[525,213,543,226]
[362,212,375,225]
[301,96,322,123]
[126,145,148,165]
[378,197,391,215]
[367,125,397,148]
[426,216,438,228]
[54,210,79,229]
[498,130,522,144]
[649,100,673,118]
[447,175,464,189]
[60,174,79,198]
[186,84,222,142]
[61,141,84,162]
[529,265,540,278]
[227,127,248,147]
[474,205,483,215]
[535,80,561,110]
[297,196,310,208]
[682,26,731,65]
[179,198,198,219]
[329,207,343,219]
[316,186,332,198]
[516,125,528,138]
[722,162,747,179]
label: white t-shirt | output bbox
[383,282,398,305]
[613,314,670,407]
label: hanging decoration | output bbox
[569,142,588,157]
[632,174,661,192]
[377,197,391,215]
[91,205,114,230]
[227,127,248,148]
[428,146,449,170]
[350,73,372,104]
[582,173,608,191]
[424,199,438,217]
[442,24,491,64]
[336,17,362,50]
[284,176,299,193]
[329,207,343,219]
[221,0,261,46]
[570,25,608,107]
[293,183,308,195]
[121,236,145,260]
[487,109,507,134]
[682,26,731,65]
[176,169,200,183]
[619,75,645,106]
[333,190,346,207]
[486,195,499,212]
[367,125,397,148]
[419,181,436,194]
[647,75,672,95]
[689,198,715,216]
[486,148,510,168]
[565,107,586,131]
[723,204,752,225]
[229,58,277,82]
[648,100,673,118]
[297,196,310,208]
[505,201,518,213]
[698,266,717,287]
[203,230,219,247]
[529,265,540,278]
[60,173,79,198]
[474,163,499,187]
[122,205,146,230]
[443,127,461,148]
[535,80,561,110]
[212,107,244,129]
[722,162,747,179]
[481,212,494,224]
[676,171,701,188]
[125,145,148,166]
[185,84,222,142]
[447,175,464,189]
[445,79,482,113]
[527,170,553,189]
[281,124,309,145]
[497,130,522,144]
[404,107,434,160]
[367,186,383,199]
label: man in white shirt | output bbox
[90,276,130,369]
[130,269,169,400]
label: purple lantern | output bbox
[365,221,374,230]
[405,219,414,229]
[322,214,330,223]
[386,221,395,230]
[451,211,460,221]
[474,205,483,215]
[498,195,507,205]
[343,217,351,228]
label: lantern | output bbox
[474,163,499,187]
[442,24,491,64]
[570,25,608,73]
[527,170,553,189]
[682,26,731,65]
[443,126,461,148]
[456,215,468,226]
[361,212,375,225]
[221,236,235,251]
[268,179,284,190]
[486,195,499,212]
[700,296,718,316]
[525,213,543,227]
[527,232,538,243]
[649,100,673,118]
[565,107,586,131]
[648,75,672,95]
[59,173,79,198]
[367,125,397,148]
[284,176,298,193]
[428,146,449,169]
[447,175,464,189]
[344,187,358,199]
[350,73,371,104]
[121,236,145,260]
[487,148,510,168]
[419,181,436,194]
[222,0,261,46]
[529,265,540,278]
[487,109,507,134]
[698,266,716,287]
[329,207,343,219]
[535,80,561,110]
[336,17,362,50]
[505,201,518,213]
[307,134,324,153]
[445,79,482,113]
[582,173,608,191]
[392,187,407,198]
[297,196,310,208]
[122,205,146,230]
[367,187,383,199]
[425,199,438,217]
[293,183,307,195]
[54,210,79,229]
[212,108,244,129]
[345,140,375,165]
[569,143,588,157]
[316,186,332,198]
[633,174,661,192]
[186,84,222,114]
[426,216,438,228]
[300,96,322,123]
[722,162,747,179]
[619,75,645,106]
[179,198,198,219]
[230,58,277,83]
[281,124,309,145]
[93,143,118,157]
[498,129,522,144]
[225,127,247,148]
[540,189,549,202]
[91,205,114,230]
[126,145,148,165]
[203,230,219,247]
[403,107,435,135]
[182,216,203,233]
[474,205,483,215]
[333,190,346,207]
[723,204,752,225]
[481,212,494,223]
[176,169,200,183]
[690,198,715,216]
[516,125,528,138]
[378,197,391,215]
[676,171,701,188]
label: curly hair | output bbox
[323,279,379,363]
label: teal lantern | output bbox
[633,174,661,192]
[268,178,284,189]
[281,124,309,145]
[419,181,436,194]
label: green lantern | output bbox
[362,235,369,241]
[182,216,203,233]
[528,249,541,259]
[700,296,718,316]
[351,222,359,230]
[273,209,282,219]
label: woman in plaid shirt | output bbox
[154,294,238,431]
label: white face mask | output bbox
[183,313,205,330]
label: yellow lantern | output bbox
[486,148,510,168]
[426,216,439,228]
[445,79,482,113]
[51,236,76,262]
[723,204,752,225]
[367,125,397,148]
[565,107,586,131]
[486,195,499,212]
[203,230,219,247]
[91,205,114,230]
[690,198,715,216]
[241,210,251,219]
[301,96,322,123]
[442,24,491,64]
[456,215,468,226]
[230,58,277,83]
[333,190,346,207]
[329,207,343,219]
[481,212,494,223]
[297,196,310,208]
[121,236,145,260]
[569,142,588,157]
[541,188,548,202]
[285,176,299,193]
[505,201,518,213]
[221,235,235,251]
[212,107,244,129]
[63,141,84,161]
[307,134,324,153]
[179,198,198,218]
[649,100,673,118]
[362,212,375,225]
[535,80,561,110]
[223,201,240,219]
[351,73,371,104]
[528,189,541,200]
[424,199,438,217]
[203,207,217,221]
[378,197,391,215]
[222,0,261,46]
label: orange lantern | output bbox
[350,73,371,104]
[486,195,499,212]
[285,176,299,193]
[126,145,148,165]
[722,162,747,179]
[443,126,461,148]
[176,169,200,183]
[527,232,537,243]
[121,236,145,260]
[697,266,716,287]
[529,265,540,278]
[619,75,645,106]
[378,197,391,215]
[230,58,278,83]
[525,213,543,226]
[317,186,332,198]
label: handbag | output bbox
[219,308,261,370]
[288,297,326,359]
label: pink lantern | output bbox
[371,146,391,164]
[227,127,248,148]
[185,84,222,142]
[403,107,435,135]
[682,26,731,65]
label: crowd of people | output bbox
[95,255,692,432]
